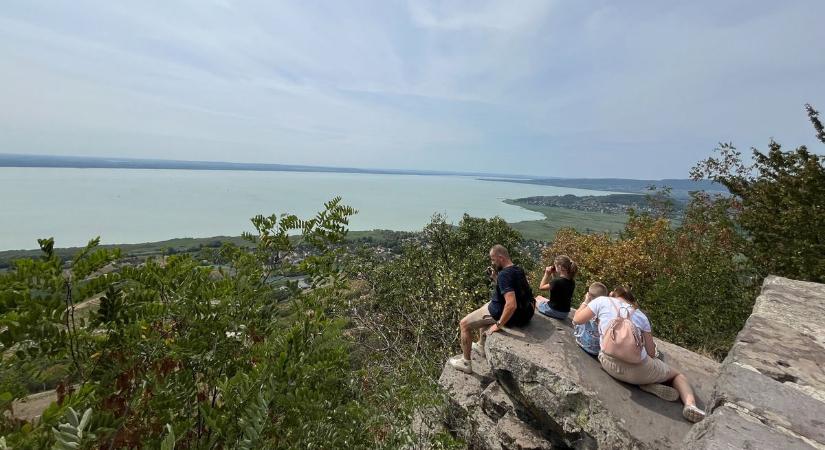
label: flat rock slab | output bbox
[485,313,720,449]
[681,405,818,450]
[724,276,825,404]
[689,276,825,449]
[11,389,58,422]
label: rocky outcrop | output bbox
[684,276,825,449]
[439,345,554,449]
[439,276,825,449]
[440,312,719,449]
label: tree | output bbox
[545,192,757,359]
[0,199,413,449]
[691,104,825,283]
[344,214,534,379]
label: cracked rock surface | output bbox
[684,276,825,449]
[438,276,825,449]
[440,312,719,449]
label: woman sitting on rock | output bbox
[572,286,706,422]
[535,255,577,319]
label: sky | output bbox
[0,1,823,179]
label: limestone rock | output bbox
[439,275,825,449]
[485,314,718,449]
[439,347,554,449]
[440,313,719,449]
[684,276,825,449]
[681,405,818,450]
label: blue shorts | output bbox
[537,301,570,320]
[574,320,601,356]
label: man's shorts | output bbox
[463,303,497,329]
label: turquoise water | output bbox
[0,168,615,250]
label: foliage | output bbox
[51,407,93,450]
[545,193,757,359]
[691,104,825,283]
[344,214,534,379]
[0,198,449,449]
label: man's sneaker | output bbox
[448,356,473,374]
[640,383,679,402]
[472,341,486,358]
[683,404,706,423]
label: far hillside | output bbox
[485,177,726,199]
[512,193,683,215]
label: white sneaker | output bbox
[472,341,486,358]
[683,405,706,423]
[448,356,473,374]
[640,383,679,402]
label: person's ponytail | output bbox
[553,255,578,279]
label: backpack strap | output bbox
[609,297,636,319]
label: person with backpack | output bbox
[449,244,535,374]
[572,286,706,423]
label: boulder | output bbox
[439,276,825,449]
[485,314,718,449]
[441,312,719,449]
[683,276,825,449]
[681,405,818,450]
[439,346,555,449]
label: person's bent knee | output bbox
[459,317,470,331]
[666,368,683,382]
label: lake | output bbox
[0,168,616,250]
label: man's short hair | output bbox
[588,282,608,297]
[490,244,510,259]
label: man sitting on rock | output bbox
[449,244,535,374]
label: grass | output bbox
[505,200,628,241]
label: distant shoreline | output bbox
[479,176,726,198]
[0,153,526,179]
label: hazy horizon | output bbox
[1,1,824,179]
[0,152,724,182]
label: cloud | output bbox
[0,1,823,178]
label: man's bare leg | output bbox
[459,317,473,360]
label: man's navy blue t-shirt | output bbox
[489,265,534,327]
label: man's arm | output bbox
[487,292,517,334]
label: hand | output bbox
[544,266,554,275]
[486,323,501,335]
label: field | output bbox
[506,200,628,241]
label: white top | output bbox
[587,296,653,360]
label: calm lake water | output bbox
[0,168,615,250]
